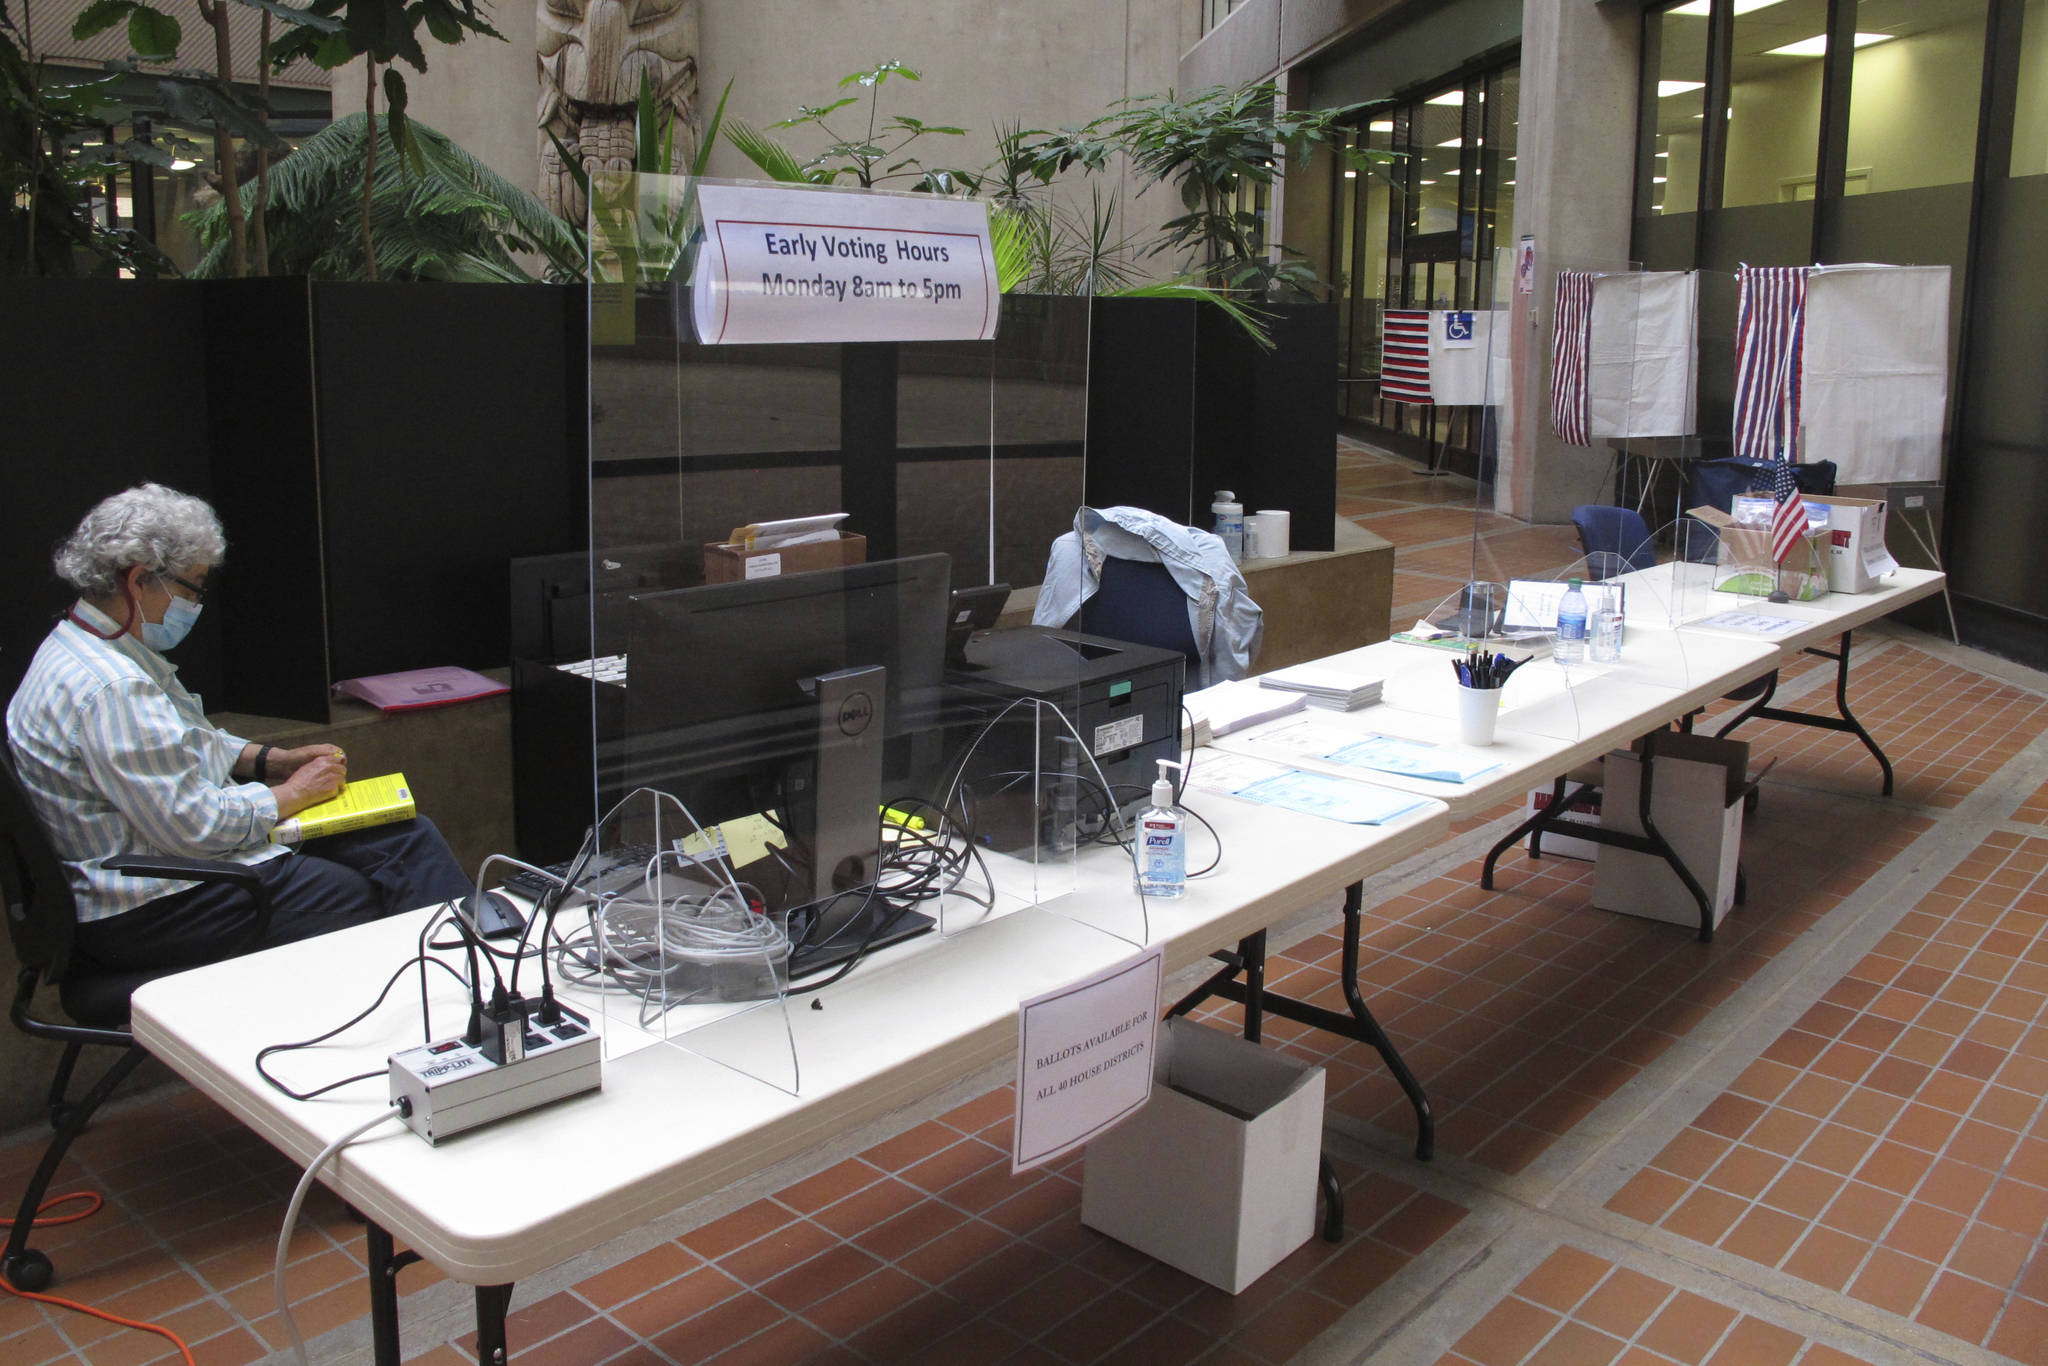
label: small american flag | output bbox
[1766,459,1809,566]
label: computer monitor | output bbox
[508,542,701,663]
[616,553,952,911]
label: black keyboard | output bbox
[502,844,659,901]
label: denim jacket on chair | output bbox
[1032,505,1264,688]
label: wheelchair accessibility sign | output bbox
[1442,311,1477,348]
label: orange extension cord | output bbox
[0,1191,197,1365]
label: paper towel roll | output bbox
[1247,510,1290,559]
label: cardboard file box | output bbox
[1525,783,1602,862]
[704,532,867,583]
[1804,495,1894,594]
[1081,1019,1325,1294]
[1686,505,1829,602]
[1593,734,1769,932]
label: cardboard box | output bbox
[704,532,867,584]
[1081,1019,1325,1294]
[1805,495,1898,594]
[1685,505,1828,602]
[1593,733,1771,932]
[1526,784,1602,862]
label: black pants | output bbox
[74,817,475,973]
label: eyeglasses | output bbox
[159,572,210,604]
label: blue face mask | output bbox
[140,594,202,652]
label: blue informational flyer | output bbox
[1228,770,1435,826]
[1324,734,1504,784]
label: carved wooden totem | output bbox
[538,0,698,221]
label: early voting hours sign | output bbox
[691,183,999,345]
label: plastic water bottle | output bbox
[1590,602,1623,663]
[1211,490,1244,563]
[1555,578,1588,665]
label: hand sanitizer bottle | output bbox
[1136,759,1187,899]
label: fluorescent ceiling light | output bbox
[1343,170,1357,179]
[1443,168,1461,176]
[1504,180,1515,187]
[169,158,197,170]
[1658,80,1705,97]
[1671,0,1783,15]
[1654,176,1669,184]
[1657,150,1670,158]
[1369,120,1393,132]
[1437,138,1464,148]
[1418,179,1437,185]
[1427,91,1479,106]
[1766,32,1893,57]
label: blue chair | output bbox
[1069,558,1201,679]
[1570,505,1657,578]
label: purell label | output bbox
[1144,832,1175,849]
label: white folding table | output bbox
[132,788,1446,1364]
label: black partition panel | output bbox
[203,277,329,720]
[1196,301,1338,553]
[1084,297,1199,520]
[312,282,587,679]
[1083,297,1336,551]
[0,279,223,704]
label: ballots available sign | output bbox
[690,183,999,345]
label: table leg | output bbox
[364,1222,422,1366]
[1715,629,1894,796]
[1318,1156,1345,1243]
[475,1282,515,1365]
[1168,884,1436,1161]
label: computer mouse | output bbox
[462,890,527,940]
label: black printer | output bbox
[944,626,1186,854]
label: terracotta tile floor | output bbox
[5,440,2046,1364]
[1335,441,1581,634]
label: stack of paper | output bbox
[1183,679,1309,743]
[1257,664,1383,711]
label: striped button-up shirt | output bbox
[6,602,285,923]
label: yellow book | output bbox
[270,772,416,844]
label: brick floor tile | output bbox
[1451,1297,1560,1365]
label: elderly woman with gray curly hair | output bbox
[7,483,476,971]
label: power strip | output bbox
[388,1002,603,1144]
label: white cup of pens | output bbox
[1454,649,1525,746]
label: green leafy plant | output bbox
[1,3,172,274]
[581,77,732,287]
[267,0,508,280]
[1013,82,1394,295]
[69,0,307,276]
[186,112,582,281]
[728,61,975,192]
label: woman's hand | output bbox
[274,755,347,817]
[272,743,346,779]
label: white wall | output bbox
[2015,0,2048,176]
[1846,20,1990,194]
[335,0,1191,268]
[1723,61,1822,206]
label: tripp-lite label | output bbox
[396,1043,484,1081]
[1093,716,1144,755]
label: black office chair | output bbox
[1,745,273,1291]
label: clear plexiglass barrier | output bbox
[558,171,1155,1091]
